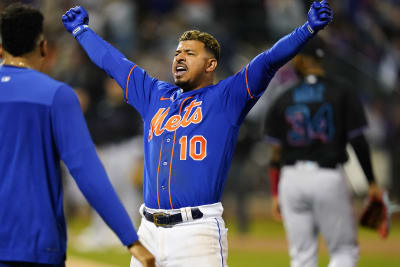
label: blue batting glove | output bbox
[307,0,333,34]
[62,6,89,38]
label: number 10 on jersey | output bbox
[179,135,207,161]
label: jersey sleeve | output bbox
[219,23,313,126]
[51,85,138,246]
[76,28,157,117]
[344,89,368,140]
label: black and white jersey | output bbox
[264,75,368,165]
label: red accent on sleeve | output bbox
[269,167,280,197]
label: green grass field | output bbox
[66,217,400,267]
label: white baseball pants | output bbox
[130,202,228,267]
[279,162,359,267]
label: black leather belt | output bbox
[143,208,203,227]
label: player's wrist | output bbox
[303,22,316,36]
[127,241,136,249]
[72,24,89,38]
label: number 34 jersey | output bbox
[264,76,368,166]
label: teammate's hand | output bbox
[62,6,89,37]
[128,240,155,267]
[271,196,282,222]
[307,0,333,33]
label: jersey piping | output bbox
[168,96,193,209]
[124,65,137,103]
[245,65,255,99]
[156,140,164,209]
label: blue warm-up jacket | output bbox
[0,65,138,264]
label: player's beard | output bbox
[174,79,192,92]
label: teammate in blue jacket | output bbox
[0,4,154,267]
[62,1,333,266]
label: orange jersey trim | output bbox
[160,97,170,101]
[156,140,164,209]
[168,96,193,209]
[245,65,255,99]
[168,132,177,209]
[125,65,138,103]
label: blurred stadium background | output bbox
[1,0,399,266]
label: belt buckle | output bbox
[153,212,168,227]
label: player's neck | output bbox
[184,84,213,92]
[182,77,214,92]
[3,58,32,69]
[2,50,41,71]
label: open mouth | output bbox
[175,65,187,77]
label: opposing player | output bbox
[62,1,333,266]
[0,4,154,266]
[264,37,383,267]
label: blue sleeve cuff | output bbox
[305,22,315,35]
[72,25,89,38]
[301,22,316,37]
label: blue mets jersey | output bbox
[0,65,137,263]
[76,23,313,209]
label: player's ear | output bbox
[39,40,48,58]
[205,58,217,73]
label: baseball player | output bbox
[62,1,333,266]
[264,37,383,267]
[0,4,154,267]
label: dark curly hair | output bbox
[179,30,221,61]
[0,3,43,56]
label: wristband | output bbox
[72,25,89,38]
[303,22,315,35]
[306,23,315,35]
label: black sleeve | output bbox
[345,89,368,139]
[264,102,282,144]
[349,134,376,184]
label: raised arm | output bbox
[62,7,133,87]
[221,1,333,126]
[246,0,333,98]
[62,6,157,117]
